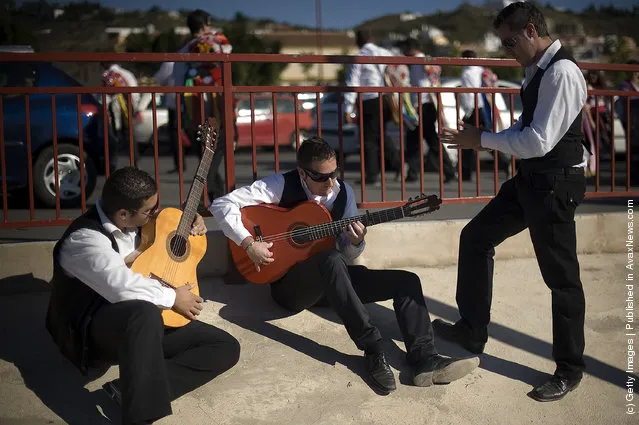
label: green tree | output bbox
[223,18,288,86]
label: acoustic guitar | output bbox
[229,194,442,285]
[129,117,219,327]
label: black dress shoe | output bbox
[432,319,486,354]
[413,354,480,387]
[365,352,396,393]
[528,375,581,402]
[102,378,122,406]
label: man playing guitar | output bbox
[46,167,240,425]
[210,136,479,394]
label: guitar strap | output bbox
[280,170,348,220]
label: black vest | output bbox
[279,170,348,220]
[45,207,115,375]
[518,46,584,172]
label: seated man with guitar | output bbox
[46,166,240,425]
[210,136,479,394]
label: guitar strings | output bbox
[256,206,409,243]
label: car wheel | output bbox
[33,143,97,208]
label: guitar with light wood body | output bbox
[129,117,219,327]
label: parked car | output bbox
[135,93,314,151]
[234,93,314,149]
[0,56,116,208]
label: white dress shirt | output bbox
[154,61,177,111]
[344,42,394,114]
[210,173,365,262]
[408,53,435,106]
[481,40,587,163]
[460,65,485,115]
[58,201,176,309]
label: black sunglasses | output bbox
[304,168,339,182]
[132,201,159,217]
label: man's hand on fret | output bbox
[190,213,207,236]
[343,221,366,246]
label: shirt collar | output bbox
[528,39,562,73]
[95,199,125,235]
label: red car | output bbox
[234,94,313,149]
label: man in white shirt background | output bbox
[45,166,240,425]
[399,38,457,183]
[101,62,144,168]
[344,29,398,185]
[437,2,588,403]
[459,50,511,181]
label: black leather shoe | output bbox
[365,352,396,393]
[413,354,480,387]
[432,319,486,354]
[102,379,122,406]
[528,375,581,402]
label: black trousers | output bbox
[406,102,456,179]
[362,98,393,179]
[270,248,436,366]
[89,300,240,425]
[168,109,185,171]
[455,168,586,379]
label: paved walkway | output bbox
[0,253,635,425]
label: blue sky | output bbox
[39,0,639,29]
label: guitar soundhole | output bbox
[166,232,190,262]
[290,224,311,245]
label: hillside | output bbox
[357,3,639,47]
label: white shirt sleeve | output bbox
[344,60,362,114]
[154,62,175,86]
[481,60,587,159]
[58,229,176,308]
[336,183,365,260]
[209,174,285,246]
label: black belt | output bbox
[517,166,584,177]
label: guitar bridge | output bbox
[149,272,177,290]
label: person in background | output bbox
[101,62,144,167]
[399,38,457,183]
[615,58,639,184]
[459,51,511,181]
[344,29,396,186]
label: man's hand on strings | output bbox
[244,238,274,272]
[344,221,366,246]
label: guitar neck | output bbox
[305,205,406,241]
[177,147,214,237]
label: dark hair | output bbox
[461,49,477,58]
[187,9,211,35]
[297,136,336,169]
[403,37,419,52]
[101,167,157,216]
[493,2,549,38]
[355,29,373,48]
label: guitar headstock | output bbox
[197,117,220,154]
[402,194,442,217]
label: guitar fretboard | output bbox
[301,205,406,241]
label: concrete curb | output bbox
[0,212,629,282]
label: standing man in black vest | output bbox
[45,167,240,425]
[437,2,588,402]
[210,136,479,394]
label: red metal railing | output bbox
[0,52,637,229]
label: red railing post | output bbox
[223,61,236,192]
